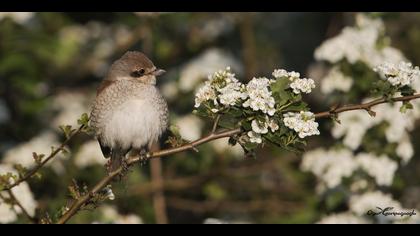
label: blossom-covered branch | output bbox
[57,93,420,223]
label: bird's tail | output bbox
[109,148,125,173]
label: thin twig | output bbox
[57,93,420,224]
[211,115,221,133]
[2,125,85,192]
[7,190,37,223]
[314,94,420,119]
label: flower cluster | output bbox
[301,148,357,189]
[272,69,315,94]
[320,67,354,94]
[374,61,420,87]
[314,14,404,67]
[247,116,279,144]
[302,149,400,190]
[242,77,276,116]
[194,67,246,111]
[283,111,320,139]
[290,78,316,94]
[356,153,397,186]
[194,67,319,151]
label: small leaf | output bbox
[59,125,74,139]
[400,101,413,113]
[32,152,45,164]
[77,113,90,126]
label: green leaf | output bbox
[400,85,416,96]
[77,113,90,126]
[270,78,289,93]
[59,125,74,139]
[400,101,413,113]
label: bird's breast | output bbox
[91,82,168,150]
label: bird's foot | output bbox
[105,158,130,180]
[139,150,149,166]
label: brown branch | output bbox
[211,115,221,133]
[2,125,85,192]
[56,93,420,224]
[56,128,242,224]
[314,94,420,119]
[7,190,37,223]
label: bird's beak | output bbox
[152,68,166,76]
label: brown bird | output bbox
[90,51,169,172]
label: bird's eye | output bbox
[131,68,145,77]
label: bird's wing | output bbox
[98,138,111,159]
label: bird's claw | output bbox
[139,150,149,166]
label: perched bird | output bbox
[90,51,169,172]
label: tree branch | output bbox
[211,115,221,133]
[7,190,37,223]
[54,92,420,224]
[56,128,241,224]
[314,94,420,119]
[1,125,85,192]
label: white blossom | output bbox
[314,14,403,67]
[247,131,262,144]
[103,185,115,201]
[301,148,357,188]
[332,110,379,150]
[251,116,279,135]
[396,135,414,164]
[194,67,246,109]
[272,69,289,79]
[349,191,402,216]
[374,61,420,87]
[290,78,316,94]
[272,68,316,94]
[217,80,247,106]
[251,119,268,134]
[321,67,354,94]
[356,153,397,186]
[194,82,217,108]
[242,77,276,116]
[267,119,279,132]
[283,111,320,138]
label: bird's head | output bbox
[106,51,165,85]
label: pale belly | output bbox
[101,99,163,150]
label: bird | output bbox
[90,51,169,173]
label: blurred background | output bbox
[1,12,420,224]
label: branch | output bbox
[7,190,37,223]
[2,125,85,192]
[56,93,420,224]
[56,128,241,224]
[314,94,420,119]
[211,115,221,133]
